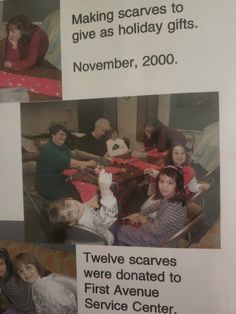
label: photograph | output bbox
[0,0,61,103]
[21,92,220,248]
[0,240,77,314]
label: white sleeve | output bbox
[187,176,201,193]
[32,275,77,314]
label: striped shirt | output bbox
[1,276,36,314]
[141,198,186,245]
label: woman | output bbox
[4,15,49,71]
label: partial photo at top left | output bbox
[0,0,62,103]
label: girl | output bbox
[165,143,209,195]
[14,253,77,314]
[117,166,186,247]
[106,128,130,157]
[4,15,49,71]
[0,248,37,314]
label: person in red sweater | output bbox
[144,118,186,152]
[4,15,49,71]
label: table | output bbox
[0,40,62,102]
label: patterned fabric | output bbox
[112,157,163,171]
[118,198,186,247]
[32,274,77,314]
[78,195,118,245]
[1,276,36,314]
[0,71,61,97]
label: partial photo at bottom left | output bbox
[0,240,78,314]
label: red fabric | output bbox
[0,70,62,97]
[104,167,126,174]
[5,27,49,71]
[146,149,167,158]
[71,180,98,203]
[63,169,98,202]
[112,157,163,171]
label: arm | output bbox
[5,28,48,71]
[69,158,96,169]
[71,149,99,160]
[95,169,118,229]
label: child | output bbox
[4,15,49,71]
[165,143,209,194]
[0,248,37,314]
[48,169,118,245]
[117,166,186,247]
[14,252,77,314]
[106,128,130,157]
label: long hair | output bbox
[14,252,51,278]
[165,143,189,166]
[0,248,13,282]
[154,166,186,205]
[7,15,36,45]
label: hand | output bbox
[85,159,97,168]
[144,168,160,178]
[98,169,112,197]
[125,213,148,225]
[144,128,152,139]
[4,61,12,69]
[200,182,210,191]
[8,33,18,48]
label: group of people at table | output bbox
[33,117,209,247]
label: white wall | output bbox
[117,95,171,150]
[21,101,79,135]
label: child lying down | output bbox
[48,169,118,245]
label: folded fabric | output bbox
[111,157,163,171]
[146,149,167,158]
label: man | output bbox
[35,124,96,201]
[78,118,111,157]
[144,118,186,152]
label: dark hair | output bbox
[154,166,186,205]
[14,252,51,278]
[49,124,68,139]
[7,15,36,45]
[145,118,165,130]
[165,143,189,166]
[0,248,13,282]
[108,128,119,138]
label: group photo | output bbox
[20,91,220,248]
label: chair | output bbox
[23,184,66,243]
[161,184,209,248]
[65,225,108,245]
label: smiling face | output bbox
[158,174,177,199]
[51,129,67,146]
[58,199,85,226]
[0,258,7,279]
[17,263,40,283]
[172,145,186,167]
